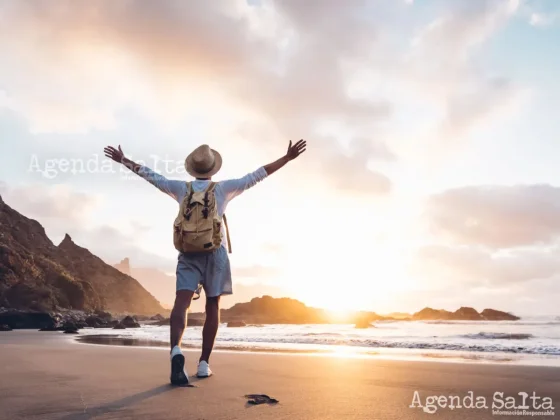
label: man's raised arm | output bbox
[103,145,185,202]
[220,140,307,201]
[263,139,306,176]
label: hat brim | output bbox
[185,149,222,178]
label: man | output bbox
[103,140,306,385]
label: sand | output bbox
[0,331,559,420]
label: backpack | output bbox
[173,182,232,254]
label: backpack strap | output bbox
[184,182,194,220]
[202,182,216,219]
[222,214,232,254]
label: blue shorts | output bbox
[176,246,232,299]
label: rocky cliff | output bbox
[0,195,163,315]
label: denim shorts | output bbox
[176,246,232,299]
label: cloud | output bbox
[402,0,523,148]
[0,0,525,195]
[0,0,395,195]
[411,245,560,287]
[438,77,521,141]
[425,184,560,248]
[0,182,102,222]
[529,12,558,27]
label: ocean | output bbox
[77,317,560,366]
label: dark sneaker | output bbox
[170,353,189,386]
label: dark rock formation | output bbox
[151,316,204,327]
[94,310,113,321]
[188,317,205,327]
[227,321,246,327]
[113,322,126,329]
[412,308,453,321]
[220,296,330,324]
[481,309,520,321]
[150,314,165,321]
[120,316,140,328]
[63,322,79,334]
[0,309,58,329]
[413,307,520,321]
[152,318,169,326]
[85,315,107,328]
[451,307,483,321]
[0,196,164,315]
[0,324,12,331]
[58,235,163,315]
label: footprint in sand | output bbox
[244,394,279,405]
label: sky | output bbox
[1,0,560,315]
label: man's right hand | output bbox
[104,145,125,164]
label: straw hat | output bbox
[184,145,222,178]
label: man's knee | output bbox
[205,296,220,313]
[172,290,194,314]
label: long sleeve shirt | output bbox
[136,166,269,249]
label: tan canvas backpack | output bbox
[173,182,232,254]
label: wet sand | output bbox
[0,330,559,419]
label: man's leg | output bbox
[169,290,194,385]
[200,295,220,363]
[170,290,194,349]
[197,247,231,377]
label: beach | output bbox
[1,331,559,420]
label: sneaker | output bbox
[197,360,213,378]
[170,346,189,386]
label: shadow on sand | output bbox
[58,383,196,420]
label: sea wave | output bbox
[460,332,534,340]
[78,331,560,356]
[423,320,560,326]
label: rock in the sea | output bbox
[152,316,203,327]
[63,322,79,334]
[150,314,165,321]
[481,309,520,321]
[187,318,205,327]
[152,318,169,326]
[412,307,520,321]
[113,322,127,329]
[451,307,483,321]
[85,315,111,328]
[120,316,140,328]
[227,321,246,328]
[0,310,58,330]
[412,307,454,321]
[354,319,373,329]
[0,324,12,331]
